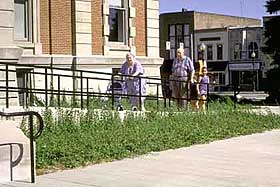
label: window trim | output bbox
[14,0,32,42]
[108,0,128,45]
[168,23,191,59]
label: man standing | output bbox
[170,48,195,108]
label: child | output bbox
[189,79,199,111]
[198,67,209,112]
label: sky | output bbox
[160,0,269,20]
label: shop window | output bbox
[234,43,242,60]
[217,44,223,60]
[207,45,213,60]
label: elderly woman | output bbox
[170,48,195,108]
[120,53,146,111]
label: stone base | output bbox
[0,47,23,107]
[0,120,34,183]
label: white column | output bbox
[33,0,42,54]
[103,0,110,55]
[129,3,136,55]
[146,0,159,57]
[0,0,23,107]
[0,0,14,47]
[75,0,92,56]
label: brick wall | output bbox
[40,0,73,55]
[135,0,146,56]
[92,0,103,55]
[40,0,50,54]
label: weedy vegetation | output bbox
[33,98,280,174]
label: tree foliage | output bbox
[263,0,280,64]
[265,0,280,13]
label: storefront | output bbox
[228,61,261,91]
[207,61,228,91]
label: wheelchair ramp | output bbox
[0,120,33,183]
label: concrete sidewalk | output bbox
[1,130,280,187]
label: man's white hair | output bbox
[177,48,184,54]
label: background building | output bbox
[159,10,261,61]
[228,26,264,91]
[195,28,229,91]
[160,10,264,91]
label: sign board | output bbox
[229,63,260,71]
[179,42,184,49]
[165,41,170,50]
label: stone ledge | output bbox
[0,48,23,60]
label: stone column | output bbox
[0,0,23,107]
[74,0,92,56]
[146,0,160,57]
[128,0,136,55]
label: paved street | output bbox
[1,130,280,187]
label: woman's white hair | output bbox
[126,52,135,59]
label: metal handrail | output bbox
[0,61,162,81]
[0,111,44,139]
[0,111,44,183]
[0,143,23,181]
[0,61,243,110]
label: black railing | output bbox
[0,61,239,111]
[0,111,44,183]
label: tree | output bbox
[263,0,280,64]
[265,0,280,13]
[263,1,280,102]
[264,67,280,102]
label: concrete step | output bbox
[0,120,34,183]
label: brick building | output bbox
[0,0,162,106]
[20,0,161,66]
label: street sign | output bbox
[166,41,170,50]
[180,42,184,49]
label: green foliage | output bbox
[263,0,280,64]
[265,0,280,14]
[35,104,280,172]
[263,67,280,100]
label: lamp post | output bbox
[251,51,256,92]
[199,42,206,58]
[198,42,206,73]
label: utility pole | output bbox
[240,0,244,17]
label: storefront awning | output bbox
[207,61,228,72]
[228,62,260,71]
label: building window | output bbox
[207,45,213,60]
[109,0,127,42]
[217,44,223,60]
[168,24,190,59]
[234,43,242,60]
[14,0,30,41]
